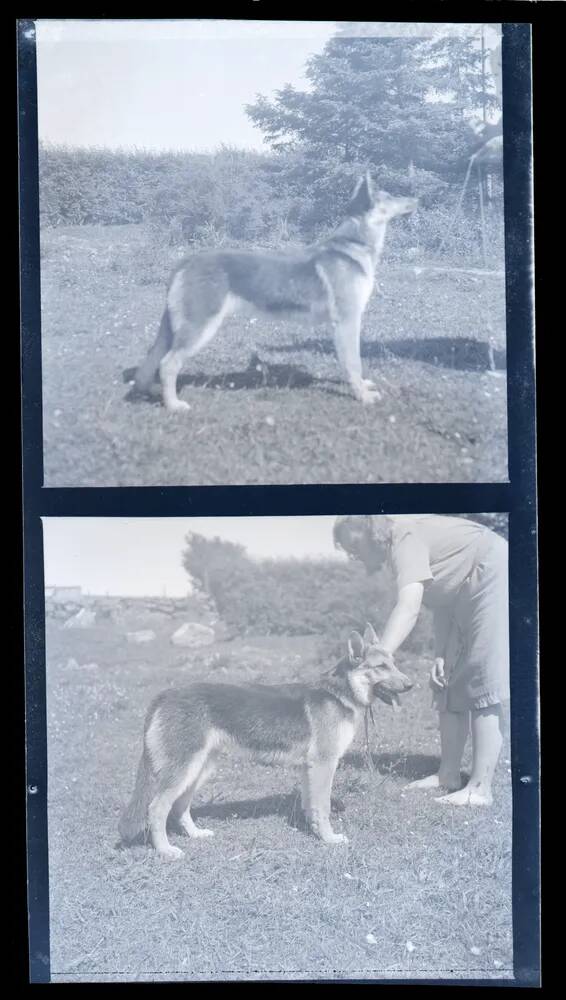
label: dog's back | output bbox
[148,680,315,761]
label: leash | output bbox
[364,705,377,773]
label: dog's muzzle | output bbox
[373,677,413,707]
[373,684,401,707]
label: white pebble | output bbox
[366,933,377,945]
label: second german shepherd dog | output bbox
[119,624,413,858]
[132,173,417,411]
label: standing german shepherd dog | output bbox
[132,174,417,411]
[119,625,413,858]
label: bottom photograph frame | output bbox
[24,510,538,984]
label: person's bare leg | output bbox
[436,705,503,806]
[405,711,468,791]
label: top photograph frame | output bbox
[19,19,533,488]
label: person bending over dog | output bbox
[333,514,509,807]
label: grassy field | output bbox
[40,225,508,486]
[45,610,513,982]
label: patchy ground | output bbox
[40,225,508,486]
[45,612,513,982]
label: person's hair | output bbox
[333,515,393,555]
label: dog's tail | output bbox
[133,307,173,394]
[118,749,154,843]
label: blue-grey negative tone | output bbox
[36,20,508,486]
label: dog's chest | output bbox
[334,715,357,758]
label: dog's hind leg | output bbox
[160,346,193,413]
[334,317,381,405]
[300,763,311,815]
[148,752,210,859]
[174,756,217,839]
[134,309,174,396]
[160,291,239,413]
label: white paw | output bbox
[165,399,191,413]
[189,827,215,839]
[157,844,185,860]
[359,387,381,405]
[322,832,349,845]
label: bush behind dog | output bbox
[38,144,504,265]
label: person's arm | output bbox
[380,582,424,656]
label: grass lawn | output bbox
[40,225,508,486]
[45,614,513,982]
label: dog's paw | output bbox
[190,827,215,839]
[165,399,191,414]
[353,381,381,405]
[323,832,349,846]
[157,844,185,860]
[360,387,381,405]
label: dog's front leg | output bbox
[305,757,348,845]
[334,319,381,405]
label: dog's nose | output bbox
[403,678,414,691]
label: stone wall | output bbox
[44,591,216,626]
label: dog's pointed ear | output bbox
[347,630,365,665]
[363,622,380,646]
[348,173,374,215]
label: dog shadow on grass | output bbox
[342,750,441,782]
[191,791,318,832]
[122,354,318,403]
[114,791,343,850]
[265,337,507,373]
[122,335,506,408]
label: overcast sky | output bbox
[42,516,348,597]
[34,19,500,153]
[35,20,335,152]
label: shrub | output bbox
[182,532,433,654]
[38,143,503,265]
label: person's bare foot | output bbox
[404,773,460,792]
[434,786,492,807]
